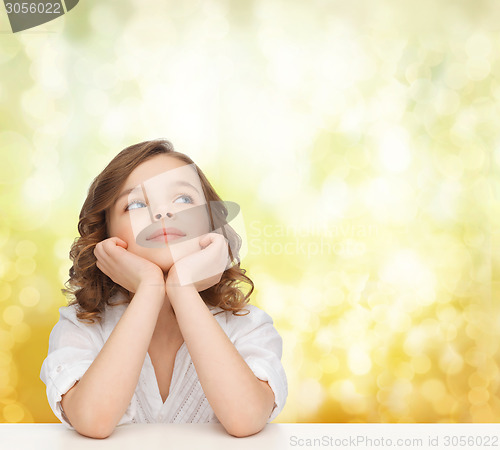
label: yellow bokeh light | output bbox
[412,354,432,374]
[348,344,372,376]
[15,241,37,258]
[0,282,12,302]
[2,305,24,327]
[14,258,36,277]
[3,404,25,423]
[19,286,40,308]
[0,330,15,352]
[11,323,31,344]
[468,387,490,406]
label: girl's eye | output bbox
[125,200,147,211]
[174,195,194,204]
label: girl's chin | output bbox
[148,255,175,273]
[128,247,175,273]
[130,241,196,273]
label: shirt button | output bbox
[56,366,62,373]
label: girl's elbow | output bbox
[226,422,266,438]
[224,410,268,438]
[74,420,115,439]
[70,410,117,439]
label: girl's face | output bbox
[107,154,211,273]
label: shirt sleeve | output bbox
[226,305,288,422]
[39,305,102,429]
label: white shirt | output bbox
[40,294,288,428]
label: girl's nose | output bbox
[154,212,173,220]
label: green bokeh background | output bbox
[0,0,499,423]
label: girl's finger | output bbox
[102,238,124,257]
[94,241,115,266]
[199,233,216,249]
[94,242,104,259]
[95,238,127,261]
[110,237,128,249]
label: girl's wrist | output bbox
[166,278,197,295]
[167,284,198,311]
[165,268,197,302]
[136,277,166,297]
[137,267,165,289]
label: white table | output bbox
[2,423,286,450]
[1,423,499,450]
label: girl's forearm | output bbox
[169,286,275,437]
[61,282,165,438]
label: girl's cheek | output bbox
[176,206,211,238]
[129,211,154,243]
[113,222,128,236]
[111,221,136,244]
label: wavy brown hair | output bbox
[63,139,253,323]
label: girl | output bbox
[40,139,288,439]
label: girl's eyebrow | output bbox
[114,180,201,205]
[114,186,141,205]
[172,180,201,193]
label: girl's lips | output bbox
[146,227,186,241]
[148,234,184,242]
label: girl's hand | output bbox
[166,232,229,293]
[94,237,164,293]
